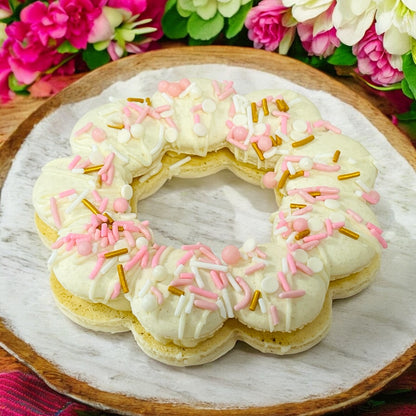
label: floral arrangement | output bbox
[0,0,415,122]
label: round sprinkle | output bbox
[242,238,256,253]
[77,240,92,256]
[262,171,277,189]
[152,265,168,281]
[257,135,273,152]
[118,129,131,143]
[293,249,308,263]
[233,126,248,142]
[113,197,129,213]
[261,275,279,294]
[165,127,178,143]
[121,184,133,200]
[299,157,313,171]
[308,217,324,232]
[233,114,247,126]
[89,149,105,165]
[307,257,323,273]
[92,127,106,142]
[293,218,309,232]
[136,237,148,248]
[141,293,158,312]
[324,199,340,210]
[254,123,267,136]
[114,240,129,251]
[202,98,216,113]
[193,123,207,137]
[130,123,144,139]
[329,212,345,223]
[221,245,241,265]
[292,119,307,132]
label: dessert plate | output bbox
[1,46,416,415]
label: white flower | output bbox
[281,0,333,22]
[332,0,377,45]
[177,0,251,20]
[375,0,415,55]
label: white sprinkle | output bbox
[130,123,144,139]
[226,272,241,293]
[185,293,195,314]
[152,265,168,281]
[355,178,371,192]
[262,275,279,294]
[118,128,131,143]
[139,162,163,182]
[292,119,307,132]
[293,249,308,263]
[178,313,186,340]
[141,293,158,312]
[193,123,207,137]
[274,225,289,235]
[216,299,227,318]
[174,295,187,317]
[190,260,228,272]
[71,168,84,174]
[221,288,234,318]
[47,250,58,267]
[108,144,129,163]
[242,238,256,253]
[121,184,133,200]
[263,147,278,159]
[274,129,289,142]
[165,127,178,143]
[169,156,192,172]
[118,254,130,263]
[179,82,195,98]
[161,92,173,103]
[282,257,289,274]
[138,279,152,298]
[324,199,340,210]
[100,257,117,274]
[308,217,324,232]
[258,297,267,314]
[307,257,324,273]
[299,157,313,170]
[161,110,174,118]
[202,98,216,113]
[65,189,89,214]
[190,266,204,288]
[287,161,296,175]
[174,264,184,277]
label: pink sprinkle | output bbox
[319,186,339,194]
[111,282,121,299]
[180,272,195,280]
[306,121,313,134]
[58,189,76,198]
[194,113,200,124]
[226,120,234,129]
[170,278,191,287]
[331,221,345,229]
[212,80,220,96]
[105,165,115,185]
[194,299,218,311]
[234,276,252,311]
[313,163,340,172]
[279,290,306,299]
[127,101,143,113]
[156,104,171,113]
[141,252,149,268]
[226,137,249,150]
[51,239,65,249]
[255,247,267,259]
[123,230,136,248]
[75,121,93,137]
[362,190,380,205]
[122,106,131,117]
[228,101,236,117]
[278,271,291,291]
[370,228,388,248]
[68,155,82,170]
[299,190,316,203]
[323,121,341,134]
[111,222,120,241]
[92,127,106,142]
[325,218,333,236]
[270,305,279,325]
[210,270,224,289]
[295,261,313,276]
[89,257,105,279]
[99,198,108,213]
[199,246,218,263]
[164,117,177,129]
[300,240,321,251]
[286,252,297,274]
[303,233,327,243]
[181,243,206,251]
[98,152,115,175]
[151,245,167,267]
[316,194,339,201]
[50,197,61,228]
[292,205,313,216]
[245,262,265,275]
[150,286,164,304]
[136,222,151,240]
[219,271,229,287]
[189,285,218,300]
[367,222,383,235]
[191,104,202,112]
[107,230,115,245]
[91,190,102,202]
[176,250,194,267]
[218,88,235,101]
[347,209,363,223]
[136,106,149,124]
[124,246,147,271]
[100,223,108,238]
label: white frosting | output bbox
[32,78,386,352]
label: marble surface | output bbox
[1,64,416,410]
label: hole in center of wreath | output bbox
[137,170,277,255]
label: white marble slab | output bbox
[1,64,416,410]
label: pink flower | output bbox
[245,0,296,54]
[58,0,105,49]
[0,47,14,102]
[20,1,68,46]
[297,3,340,58]
[352,24,404,86]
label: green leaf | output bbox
[225,0,252,39]
[187,12,224,41]
[411,38,416,64]
[327,44,357,66]
[8,73,28,92]
[164,0,177,11]
[82,45,110,70]
[161,2,188,39]
[402,52,416,99]
[57,40,79,54]
[401,78,414,99]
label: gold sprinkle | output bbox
[106,124,124,130]
[292,135,315,148]
[290,203,307,209]
[127,97,144,103]
[333,150,341,163]
[277,170,290,189]
[339,227,359,240]
[289,170,304,180]
[251,142,265,161]
[276,99,289,112]
[270,135,278,146]
[81,199,100,215]
[308,191,321,197]
[251,102,258,123]
[295,229,310,240]
[117,264,129,293]
[249,290,261,311]
[104,248,129,259]
[168,286,185,296]
[145,97,152,106]
[262,98,269,116]
[274,134,283,145]
[83,164,103,174]
[338,171,360,180]
[104,212,114,224]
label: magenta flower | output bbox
[20,1,68,46]
[0,47,13,102]
[58,0,105,49]
[352,24,404,86]
[245,0,296,54]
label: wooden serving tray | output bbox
[1,46,416,416]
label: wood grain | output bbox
[1,45,416,415]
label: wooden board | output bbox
[1,46,416,415]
